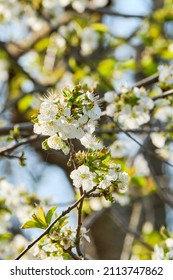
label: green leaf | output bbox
[31,206,48,228]
[46,206,58,225]
[21,206,49,229]
[18,95,33,113]
[42,139,50,150]
[98,58,116,77]
[35,38,49,52]
[0,203,12,214]
[0,233,12,241]
[91,23,108,33]
[58,216,68,228]
[37,206,47,225]
[21,219,41,229]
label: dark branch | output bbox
[86,8,147,19]
[133,72,159,88]
[0,122,33,136]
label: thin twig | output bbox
[0,122,33,136]
[96,127,173,134]
[86,8,147,18]
[15,194,85,260]
[133,72,159,88]
[147,158,173,209]
[120,202,143,259]
[68,139,84,257]
[75,195,84,257]
[109,207,153,251]
[152,89,173,101]
[115,121,173,168]
[0,135,40,156]
[15,188,100,260]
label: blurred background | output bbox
[0,0,173,260]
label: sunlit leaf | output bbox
[0,233,12,241]
[18,95,33,113]
[91,23,108,33]
[98,58,116,77]
[46,206,58,225]
[21,219,41,229]
[37,206,47,225]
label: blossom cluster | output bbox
[0,0,108,25]
[34,226,89,259]
[57,0,109,13]
[58,21,101,57]
[0,179,33,224]
[152,237,173,260]
[33,85,102,154]
[70,149,129,196]
[104,86,154,129]
[158,64,173,87]
[0,179,37,259]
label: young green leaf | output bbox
[46,206,58,225]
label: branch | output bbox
[0,42,49,87]
[133,72,159,88]
[96,127,173,135]
[109,207,153,252]
[115,121,173,168]
[86,8,147,19]
[0,85,47,115]
[68,139,84,257]
[147,158,173,209]
[75,189,84,257]
[152,89,173,101]
[15,194,86,260]
[15,188,100,260]
[0,135,41,156]
[1,13,72,59]
[0,122,33,136]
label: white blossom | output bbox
[105,104,116,117]
[60,237,72,250]
[110,140,128,158]
[158,64,173,85]
[83,104,102,120]
[80,227,90,242]
[134,154,150,176]
[154,106,173,122]
[70,165,97,191]
[92,0,108,8]
[152,245,164,260]
[40,99,58,118]
[166,238,173,250]
[81,27,99,56]
[80,133,103,150]
[150,133,166,148]
[34,87,102,154]
[133,86,148,98]
[104,91,115,103]
[117,172,129,192]
[166,250,173,260]
[47,134,64,150]
[72,0,87,13]
[118,104,151,129]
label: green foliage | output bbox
[21,206,57,230]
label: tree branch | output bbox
[0,135,41,157]
[115,121,173,168]
[15,194,86,260]
[0,122,33,136]
[86,8,147,19]
[133,72,159,88]
[152,89,173,101]
[108,207,153,252]
[147,158,173,209]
